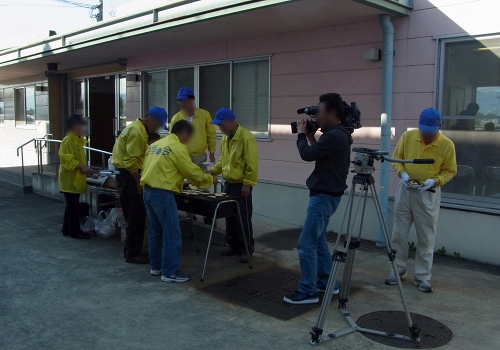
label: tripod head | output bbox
[351,147,435,175]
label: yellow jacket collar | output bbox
[167,133,181,143]
[68,131,88,145]
[230,125,243,141]
[177,108,199,119]
[136,118,148,137]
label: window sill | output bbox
[441,197,500,215]
[15,123,37,130]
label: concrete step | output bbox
[0,168,33,194]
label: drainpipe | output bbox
[377,14,394,248]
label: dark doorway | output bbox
[88,76,115,167]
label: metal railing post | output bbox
[21,148,25,188]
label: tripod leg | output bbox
[369,183,420,340]
[339,185,369,306]
[311,182,366,344]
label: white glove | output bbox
[401,172,410,188]
[418,179,436,191]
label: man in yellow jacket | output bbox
[141,120,218,282]
[59,115,93,239]
[209,108,258,263]
[170,87,216,172]
[385,108,457,293]
[112,106,167,264]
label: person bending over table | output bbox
[59,115,93,239]
[209,108,258,264]
[112,106,167,265]
[141,120,218,283]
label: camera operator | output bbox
[283,93,353,305]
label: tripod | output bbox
[309,148,433,345]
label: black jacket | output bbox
[297,125,352,196]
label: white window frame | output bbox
[435,34,500,214]
[141,56,271,139]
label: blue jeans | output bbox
[143,186,182,276]
[298,194,341,295]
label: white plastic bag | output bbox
[95,210,116,239]
[80,216,95,234]
[109,208,127,244]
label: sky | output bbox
[0,0,133,49]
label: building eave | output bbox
[0,0,298,68]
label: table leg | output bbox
[234,201,253,269]
[191,213,199,252]
[200,207,220,282]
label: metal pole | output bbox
[21,148,25,188]
[377,14,394,248]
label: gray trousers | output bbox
[390,182,441,281]
[191,153,207,172]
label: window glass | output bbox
[199,63,230,118]
[14,88,25,126]
[440,37,500,202]
[0,89,4,124]
[73,81,85,115]
[145,71,166,114]
[167,67,194,122]
[118,76,127,134]
[25,86,35,125]
[232,60,269,136]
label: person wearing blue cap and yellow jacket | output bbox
[112,106,167,264]
[385,108,457,293]
[59,115,93,239]
[141,120,218,283]
[209,108,258,264]
[170,87,216,172]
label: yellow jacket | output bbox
[170,108,216,156]
[140,133,214,194]
[212,125,258,187]
[112,119,148,172]
[393,129,457,186]
[58,132,88,194]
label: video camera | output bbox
[291,101,362,134]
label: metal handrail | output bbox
[16,137,112,188]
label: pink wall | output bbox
[127,0,473,195]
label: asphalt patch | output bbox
[202,266,359,321]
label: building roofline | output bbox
[0,0,296,67]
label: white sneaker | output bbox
[150,269,161,276]
[385,269,407,285]
[414,279,433,293]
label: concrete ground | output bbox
[1,188,500,350]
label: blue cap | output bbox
[147,106,168,127]
[419,108,441,133]
[176,86,195,101]
[211,107,236,125]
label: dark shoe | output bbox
[239,253,251,264]
[317,281,340,295]
[62,232,70,237]
[283,291,319,305]
[140,250,149,257]
[70,233,91,239]
[125,255,150,264]
[220,247,242,256]
[203,217,213,225]
[161,271,190,283]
